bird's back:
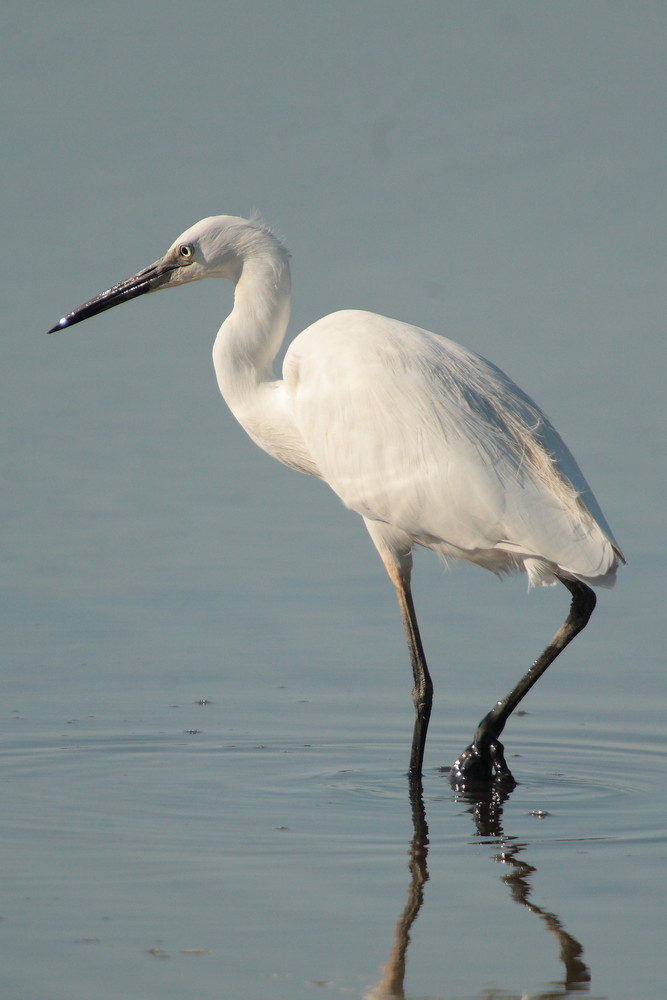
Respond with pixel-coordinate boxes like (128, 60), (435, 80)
(284, 310), (622, 587)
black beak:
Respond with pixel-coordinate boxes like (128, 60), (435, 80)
(47, 256), (180, 334)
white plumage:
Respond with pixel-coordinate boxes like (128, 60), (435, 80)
(283, 309), (619, 588)
(49, 214), (624, 786)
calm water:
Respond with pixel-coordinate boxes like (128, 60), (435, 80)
(3, 682), (666, 999)
(3, 4), (666, 998)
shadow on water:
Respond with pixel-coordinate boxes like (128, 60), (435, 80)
(365, 779), (598, 1000)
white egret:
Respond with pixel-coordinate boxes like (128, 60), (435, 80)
(48, 215), (624, 786)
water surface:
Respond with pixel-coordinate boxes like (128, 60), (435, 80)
(2, 4), (666, 998)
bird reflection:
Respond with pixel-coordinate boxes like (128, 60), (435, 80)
(365, 779), (430, 1000)
(462, 784), (591, 997)
(365, 780), (592, 1000)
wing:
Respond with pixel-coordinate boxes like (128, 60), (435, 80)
(284, 310), (621, 585)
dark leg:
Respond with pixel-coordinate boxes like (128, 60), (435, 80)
(389, 570), (433, 778)
(450, 577), (597, 789)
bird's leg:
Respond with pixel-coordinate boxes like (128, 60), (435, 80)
(450, 577), (596, 789)
(390, 570), (434, 779)
(365, 521), (434, 779)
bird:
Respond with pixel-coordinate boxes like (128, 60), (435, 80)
(48, 214), (624, 787)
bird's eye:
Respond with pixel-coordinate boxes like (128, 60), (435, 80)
(178, 243), (194, 260)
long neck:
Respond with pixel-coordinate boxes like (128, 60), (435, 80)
(210, 233), (320, 477)
(212, 250), (291, 414)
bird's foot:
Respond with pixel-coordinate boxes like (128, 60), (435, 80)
(449, 736), (516, 793)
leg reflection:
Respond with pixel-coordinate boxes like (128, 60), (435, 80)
(366, 779), (592, 999)
(460, 784), (591, 994)
(365, 778), (429, 1000)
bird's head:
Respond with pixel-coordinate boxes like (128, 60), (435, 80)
(47, 215), (287, 334)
